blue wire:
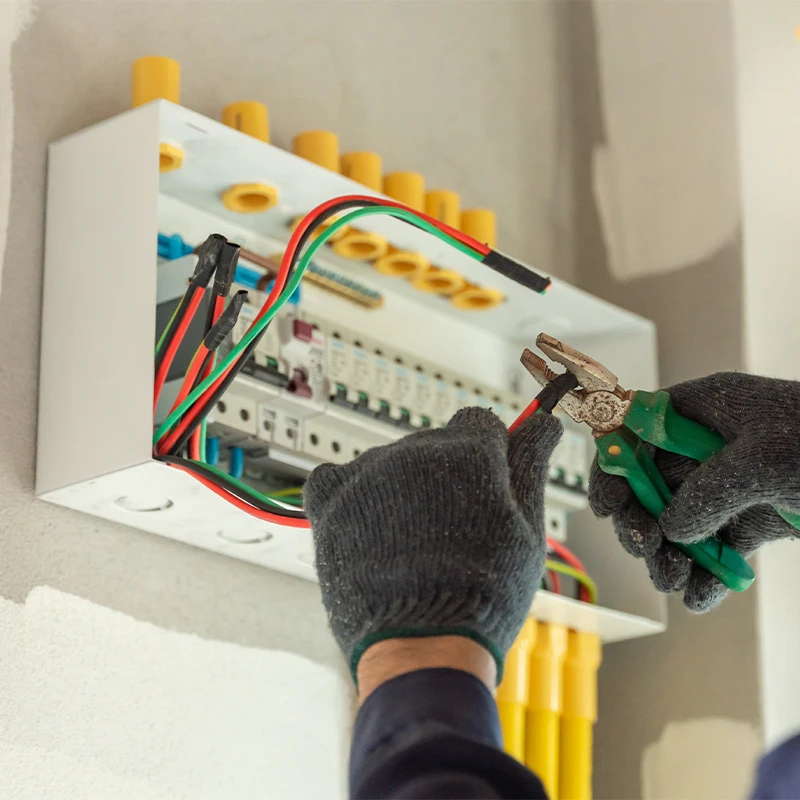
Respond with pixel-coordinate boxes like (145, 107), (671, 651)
(229, 446), (244, 479)
(206, 437), (220, 467)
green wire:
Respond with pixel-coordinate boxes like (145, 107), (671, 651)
(544, 559), (598, 604)
(155, 302), (182, 357)
(154, 205), (484, 444)
(181, 458), (304, 510)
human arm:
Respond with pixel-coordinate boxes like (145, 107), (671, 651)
(304, 408), (560, 798)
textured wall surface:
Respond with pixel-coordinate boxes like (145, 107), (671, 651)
(0, 1), (571, 796)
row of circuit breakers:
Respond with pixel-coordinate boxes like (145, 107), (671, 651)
(203, 281), (589, 493)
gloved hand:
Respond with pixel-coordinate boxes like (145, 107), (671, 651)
(589, 373), (800, 612)
(304, 407), (562, 682)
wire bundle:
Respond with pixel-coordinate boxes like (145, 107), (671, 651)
(153, 194), (550, 528)
(545, 539), (597, 603)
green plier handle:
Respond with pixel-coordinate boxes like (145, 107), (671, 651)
(594, 390), (767, 592)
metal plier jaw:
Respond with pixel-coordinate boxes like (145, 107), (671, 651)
(521, 333), (634, 435)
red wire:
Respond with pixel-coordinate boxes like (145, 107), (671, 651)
(168, 345), (210, 419)
(548, 570), (561, 594)
(508, 398), (541, 434)
(164, 460), (310, 528)
(165, 197), (492, 450)
(294, 195), (492, 258)
(153, 289), (204, 415)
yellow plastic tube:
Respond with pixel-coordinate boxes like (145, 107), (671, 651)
(460, 208), (497, 249)
(450, 286), (505, 311)
(383, 172), (425, 211)
(411, 269), (466, 296)
(525, 622), (569, 800)
(131, 56), (179, 107)
(341, 151), (382, 192)
(559, 631), (602, 800)
(221, 182), (278, 214)
(132, 57), (183, 173)
(332, 231), (389, 261)
(222, 101), (270, 142)
(336, 151), (387, 260)
(293, 130), (339, 172)
(412, 189), (465, 293)
(374, 247), (430, 279)
(425, 190), (460, 228)
(496, 619), (537, 762)
(376, 171), (428, 277)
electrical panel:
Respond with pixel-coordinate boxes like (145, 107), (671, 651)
(37, 100), (667, 644)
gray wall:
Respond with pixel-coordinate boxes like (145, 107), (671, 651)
(564, 2), (762, 797)
(2, 0), (571, 745)
(2, 1), (765, 797)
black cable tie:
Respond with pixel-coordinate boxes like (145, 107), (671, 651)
(535, 371), (579, 414)
(191, 234), (227, 287)
(212, 241), (240, 298)
(202, 290), (248, 351)
(483, 250), (552, 294)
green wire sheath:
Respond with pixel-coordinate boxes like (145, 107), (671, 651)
(154, 205), (484, 444)
(180, 457), (305, 510)
(544, 559), (598, 604)
(155, 302), (182, 356)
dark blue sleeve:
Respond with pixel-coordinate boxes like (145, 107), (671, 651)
(349, 667), (548, 800)
(749, 731), (800, 799)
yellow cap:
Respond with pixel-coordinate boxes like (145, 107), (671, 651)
(158, 143), (184, 174)
(461, 208), (497, 249)
(412, 268), (466, 296)
(221, 183), (279, 214)
(374, 247), (430, 280)
(222, 101), (269, 142)
(131, 56), (180, 108)
(425, 190), (460, 227)
(383, 171), (425, 211)
(293, 130), (339, 172)
(450, 286), (505, 311)
(332, 231), (389, 261)
(562, 631), (602, 722)
(341, 152), (382, 192)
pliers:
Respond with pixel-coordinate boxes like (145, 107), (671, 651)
(521, 333), (758, 592)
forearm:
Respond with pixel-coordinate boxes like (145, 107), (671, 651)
(357, 636), (496, 704)
(350, 637), (546, 800)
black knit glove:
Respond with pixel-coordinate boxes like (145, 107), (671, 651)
(304, 407), (562, 682)
(589, 373), (800, 612)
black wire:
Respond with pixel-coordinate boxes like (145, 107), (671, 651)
(154, 285), (199, 376)
(157, 455), (306, 519)
(165, 198), (498, 454)
(535, 372), (580, 413)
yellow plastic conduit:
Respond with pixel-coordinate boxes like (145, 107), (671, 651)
(525, 622), (569, 799)
(496, 619), (536, 762)
(559, 631), (602, 800)
(131, 57), (183, 173)
(375, 171), (430, 278)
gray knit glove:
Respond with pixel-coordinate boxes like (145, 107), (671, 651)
(304, 407), (562, 682)
(589, 373), (800, 612)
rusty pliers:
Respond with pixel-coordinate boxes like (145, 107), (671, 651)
(522, 333), (757, 592)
